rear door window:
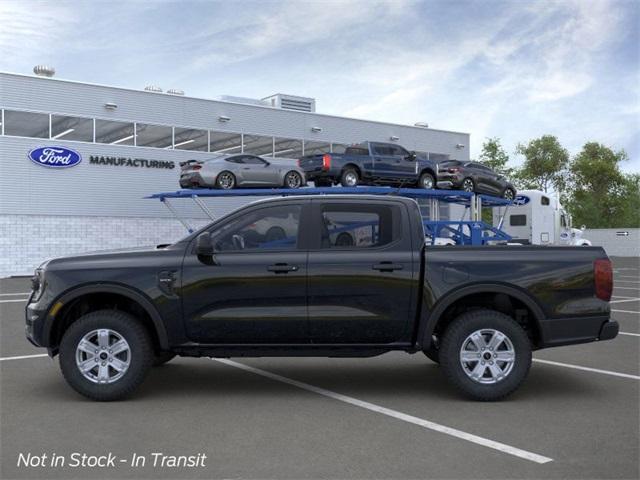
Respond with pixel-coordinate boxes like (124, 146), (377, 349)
(319, 204), (400, 249)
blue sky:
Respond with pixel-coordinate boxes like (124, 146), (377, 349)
(1, 0), (638, 172)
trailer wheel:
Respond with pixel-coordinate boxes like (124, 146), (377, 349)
(440, 309), (531, 401)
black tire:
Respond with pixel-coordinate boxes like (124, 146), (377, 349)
(153, 351), (176, 367)
(216, 171), (236, 189)
(59, 310), (154, 401)
(439, 309), (531, 401)
(461, 177), (475, 192)
(340, 168), (359, 187)
(265, 226), (286, 242)
(423, 342), (440, 363)
(335, 232), (355, 247)
(283, 171), (303, 189)
(418, 172), (436, 190)
(503, 188), (516, 201)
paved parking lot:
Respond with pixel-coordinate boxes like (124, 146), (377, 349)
(1, 257), (638, 479)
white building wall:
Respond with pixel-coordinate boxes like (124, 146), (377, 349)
(0, 215), (210, 277)
(584, 228), (640, 257)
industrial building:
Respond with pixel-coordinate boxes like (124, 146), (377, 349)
(0, 69), (470, 277)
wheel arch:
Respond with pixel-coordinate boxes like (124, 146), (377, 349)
(419, 167), (436, 178)
(341, 163), (362, 177)
(421, 283), (546, 349)
(43, 283), (169, 352)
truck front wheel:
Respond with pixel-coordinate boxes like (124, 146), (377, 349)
(59, 310), (154, 401)
(439, 309), (531, 401)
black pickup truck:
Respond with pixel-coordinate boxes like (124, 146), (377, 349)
(26, 195), (617, 401)
(299, 141), (439, 189)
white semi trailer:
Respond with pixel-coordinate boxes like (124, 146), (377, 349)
(493, 190), (592, 246)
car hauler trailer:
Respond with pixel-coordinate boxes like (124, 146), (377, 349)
(147, 186), (514, 246)
(492, 190), (591, 246)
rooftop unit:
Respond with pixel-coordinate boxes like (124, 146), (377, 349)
(262, 93), (316, 113)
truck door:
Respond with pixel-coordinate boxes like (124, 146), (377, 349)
(389, 144), (418, 182)
(180, 201), (311, 343)
(306, 199), (415, 343)
(370, 143), (396, 180)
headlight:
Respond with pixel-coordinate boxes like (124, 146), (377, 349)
(31, 268), (45, 302)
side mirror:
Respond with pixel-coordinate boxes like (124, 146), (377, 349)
(196, 232), (216, 264)
(263, 161), (270, 167)
(407, 151), (417, 161)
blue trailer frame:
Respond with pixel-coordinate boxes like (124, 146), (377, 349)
(146, 186), (513, 246)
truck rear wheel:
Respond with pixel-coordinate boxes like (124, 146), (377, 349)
(59, 310), (154, 401)
(439, 309), (531, 401)
(340, 168), (359, 187)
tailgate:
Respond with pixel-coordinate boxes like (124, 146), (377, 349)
(298, 154), (325, 171)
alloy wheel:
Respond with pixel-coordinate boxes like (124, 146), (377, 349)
(504, 189), (515, 200)
(344, 172), (358, 186)
(459, 328), (515, 384)
(462, 179), (474, 192)
(218, 172), (235, 189)
(75, 329), (131, 384)
(286, 172), (302, 188)
(421, 175), (434, 189)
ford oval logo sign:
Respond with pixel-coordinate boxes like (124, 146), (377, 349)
(513, 195), (530, 206)
(28, 146), (82, 168)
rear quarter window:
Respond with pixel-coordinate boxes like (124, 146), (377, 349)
(510, 215), (527, 226)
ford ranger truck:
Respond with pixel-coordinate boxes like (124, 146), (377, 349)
(26, 195), (618, 401)
(298, 141), (439, 189)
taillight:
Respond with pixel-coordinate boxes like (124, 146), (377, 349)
(448, 167), (460, 173)
(297, 159), (301, 167)
(322, 154), (332, 171)
(192, 165), (202, 170)
(594, 258), (613, 301)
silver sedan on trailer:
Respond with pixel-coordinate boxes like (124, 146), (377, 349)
(179, 154), (307, 189)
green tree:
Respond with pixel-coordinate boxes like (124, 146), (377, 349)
(515, 135), (569, 193)
(479, 137), (513, 176)
(565, 142), (639, 228)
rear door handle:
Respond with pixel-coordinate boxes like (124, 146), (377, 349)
(267, 263), (298, 273)
(372, 262), (403, 272)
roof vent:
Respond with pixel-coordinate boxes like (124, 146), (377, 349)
(33, 65), (55, 77)
(414, 122), (429, 128)
(262, 94), (316, 113)
(167, 89), (184, 96)
(144, 85), (163, 93)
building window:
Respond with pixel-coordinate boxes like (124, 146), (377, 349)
(210, 131), (243, 154)
(95, 119), (135, 145)
(3, 110), (49, 138)
(51, 114), (93, 142)
(304, 140), (331, 155)
(135, 123), (173, 148)
(173, 127), (208, 151)
(273, 137), (303, 159)
(243, 134), (274, 156)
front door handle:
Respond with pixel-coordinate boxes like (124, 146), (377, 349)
(267, 263), (298, 274)
(372, 262), (403, 272)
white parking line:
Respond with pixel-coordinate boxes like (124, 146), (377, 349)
(0, 292), (30, 296)
(618, 276), (640, 280)
(616, 280), (640, 284)
(614, 286), (640, 291)
(613, 309), (640, 314)
(0, 299), (28, 304)
(532, 359), (640, 380)
(213, 358), (553, 464)
(610, 297), (640, 304)
(619, 332), (640, 337)
(0, 353), (49, 362)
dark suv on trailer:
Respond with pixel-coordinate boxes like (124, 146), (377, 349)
(437, 160), (516, 199)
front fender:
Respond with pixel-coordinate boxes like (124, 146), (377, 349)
(42, 283), (169, 349)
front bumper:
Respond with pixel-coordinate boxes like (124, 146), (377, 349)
(25, 301), (47, 347)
